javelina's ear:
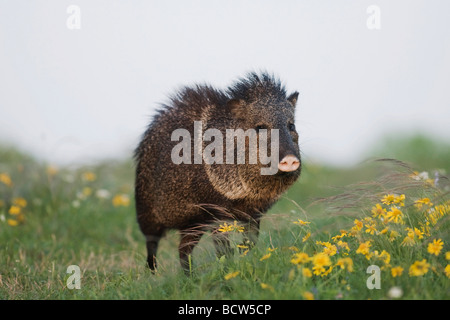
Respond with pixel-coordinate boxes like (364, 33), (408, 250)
(227, 99), (246, 119)
(287, 91), (299, 108)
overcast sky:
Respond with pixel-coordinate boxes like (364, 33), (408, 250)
(1, 0), (449, 166)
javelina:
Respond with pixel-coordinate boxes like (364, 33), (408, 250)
(134, 72), (301, 273)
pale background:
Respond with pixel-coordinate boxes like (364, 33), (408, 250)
(1, 0), (449, 166)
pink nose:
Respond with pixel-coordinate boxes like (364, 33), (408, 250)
(278, 155), (300, 172)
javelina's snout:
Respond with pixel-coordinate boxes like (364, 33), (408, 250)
(278, 155), (300, 172)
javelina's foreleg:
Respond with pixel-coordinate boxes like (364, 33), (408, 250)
(179, 229), (203, 275)
(145, 234), (161, 271)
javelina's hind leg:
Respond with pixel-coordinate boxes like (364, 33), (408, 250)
(212, 230), (233, 259)
(145, 234), (161, 271)
(178, 229), (203, 275)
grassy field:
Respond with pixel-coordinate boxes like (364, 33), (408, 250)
(0, 134), (449, 300)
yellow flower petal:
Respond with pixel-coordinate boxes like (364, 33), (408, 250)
(427, 239), (444, 256)
(7, 219), (19, 226)
(224, 271), (240, 280)
(0, 173), (12, 187)
(13, 197), (27, 208)
(9, 205), (21, 215)
(260, 253), (271, 261)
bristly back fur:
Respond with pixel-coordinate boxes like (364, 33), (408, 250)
(156, 71), (286, 115)
(227, 71), (287, 103)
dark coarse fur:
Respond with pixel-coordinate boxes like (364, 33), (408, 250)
(134, 72), (301, 273)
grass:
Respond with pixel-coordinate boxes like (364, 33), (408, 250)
(0, 134), (449, 300)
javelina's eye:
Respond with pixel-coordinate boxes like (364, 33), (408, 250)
(288, 123), (296, 131)
(255, 125), (267, 132)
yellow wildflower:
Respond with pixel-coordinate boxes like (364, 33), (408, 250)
(381, 194), (395, 205)
(427, 239), (444, 256)
(401, 234), (415, 247)
(302, 291), (314, 300)
(332, 230), (347, 242)
(82, 187), (92, 197)
(389, 230), (399, 241)
(409, 259), (430, 277)
(434, 203), (450, 217)
(13, 197), (27, 208)
(336, 257), (354, 272)
(317, 241), (337, 256)
(312, 266), (324, 276)
(356, 241), (371, 255)
(403, 227), (424, 244)
(336, 258), (346, 269)
(365, 223), (377, 235)
(218, 221), (244, 233)
(364, 252), (373, 261)
(232, 221), (244, 233)
(302, 232), (311, 242)
(445, 251), (450, 260)
(386, 206), (403, 223)
(402, 228), (417, 246)
(373, 250), (391, 265)
(291, 252), (309, 265)
(9, 205), (21, 215)
(260, 283), (274, 292)
(312, 252), (331, 269)
(371, 203), (386, 219)
(391, 266), (404, 277)
(381, 250), (391, 265)
(82, 171), (97, 182)
(427, 210), (440, 226)
(337, 240), (350, 253)
(260, 253), (271, 261)
(393, 194), (405, 207)
(7, 219), (19, 226)
(414, 198), (433, 210)
(0, 173), (12, 187)
(321, 266), (333, 277)
(46, 166), (59, 177)
(218, 222), (233, 233)
(240, 249), (249, 257)
(353, 219), (363, 231)
(293, 219), (310, 226)
(445, 265), (450, 278)
(419, 222), (430, 237)
(224, 271), (240, 280)
(302, 268), (312, 278)
(324, 244), (337, 256)
(112, 194), (130, 207)
(412, 227), (424, 240)
(363, 216), (374, 223)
